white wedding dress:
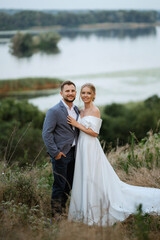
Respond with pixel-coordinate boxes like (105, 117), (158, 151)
(68, 116), (160, 226)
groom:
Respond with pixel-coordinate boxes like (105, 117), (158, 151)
(42, 81), (79, 217)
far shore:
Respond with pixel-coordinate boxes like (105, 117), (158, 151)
(79, 22), (160, 30)
(0, 22), (160, 36)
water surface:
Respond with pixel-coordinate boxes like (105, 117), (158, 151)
(0, 27), (160, 110)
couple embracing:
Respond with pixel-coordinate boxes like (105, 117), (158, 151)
(42, 81), (160, 226)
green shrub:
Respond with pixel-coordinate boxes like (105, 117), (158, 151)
(100, 95), (160, 149)
(0, 98), (46, 166)
(3, 174), (37, 207)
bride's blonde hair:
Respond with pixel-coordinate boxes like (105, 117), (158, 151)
(80, 83), (96, 101)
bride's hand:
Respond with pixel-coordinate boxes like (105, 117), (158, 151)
(67, 115), (79, 127)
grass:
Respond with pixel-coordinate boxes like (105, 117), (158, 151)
(0, 131), (160, 239)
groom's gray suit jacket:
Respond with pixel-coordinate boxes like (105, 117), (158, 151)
(42, 101), (79, 158)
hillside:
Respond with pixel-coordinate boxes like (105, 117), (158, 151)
(0, 95), (160, 239)
(0, 131), (160, 239)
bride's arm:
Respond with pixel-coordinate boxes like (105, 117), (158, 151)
(67, 116), (98, 137)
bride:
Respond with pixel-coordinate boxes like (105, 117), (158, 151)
(67, 83), (160, 226)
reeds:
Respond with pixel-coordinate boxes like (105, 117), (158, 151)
(0, 77), (62, 94)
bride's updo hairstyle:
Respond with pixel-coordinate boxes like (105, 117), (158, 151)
(80, 83), (96, 101)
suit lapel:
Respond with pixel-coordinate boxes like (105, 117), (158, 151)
(59, 101), (73, 131)
(59, 100), (68, 117)
(59, 101), (79, 130)
(74, 106), (80, 121)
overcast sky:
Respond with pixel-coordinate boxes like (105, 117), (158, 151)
(0, 0), (160, 10)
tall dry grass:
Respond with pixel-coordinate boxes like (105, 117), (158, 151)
(0, 131), (160, 240)
(108, 132), (160, 187)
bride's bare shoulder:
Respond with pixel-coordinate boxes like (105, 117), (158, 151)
(92, 106), (100, 118)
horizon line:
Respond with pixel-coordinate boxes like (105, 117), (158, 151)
(0, 8), (160, 11)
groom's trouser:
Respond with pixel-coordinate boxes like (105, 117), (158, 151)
(51, 146), (75, 216)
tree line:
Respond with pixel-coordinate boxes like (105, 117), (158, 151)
(0, 10), (158, 30)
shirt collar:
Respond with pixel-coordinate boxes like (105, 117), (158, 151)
(61, 99), (75, 110)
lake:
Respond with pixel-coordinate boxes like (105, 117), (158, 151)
(0, 27), (160, 111)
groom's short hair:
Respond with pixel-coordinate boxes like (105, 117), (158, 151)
(60, 81), (76, 91)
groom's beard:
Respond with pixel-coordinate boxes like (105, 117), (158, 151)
(64, 96), (75, 103)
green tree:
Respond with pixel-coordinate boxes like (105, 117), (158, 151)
(100, 95), (160, 149)
(10, 32), (61, 57)
(0, 98), (46, 166)
(34, 32), (61, 52)
(10, 32), (33, 57)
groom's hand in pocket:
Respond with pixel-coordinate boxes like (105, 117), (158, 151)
(55, 152), (66, 160)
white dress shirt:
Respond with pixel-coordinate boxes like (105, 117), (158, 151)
(61, 100), (77, 146)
